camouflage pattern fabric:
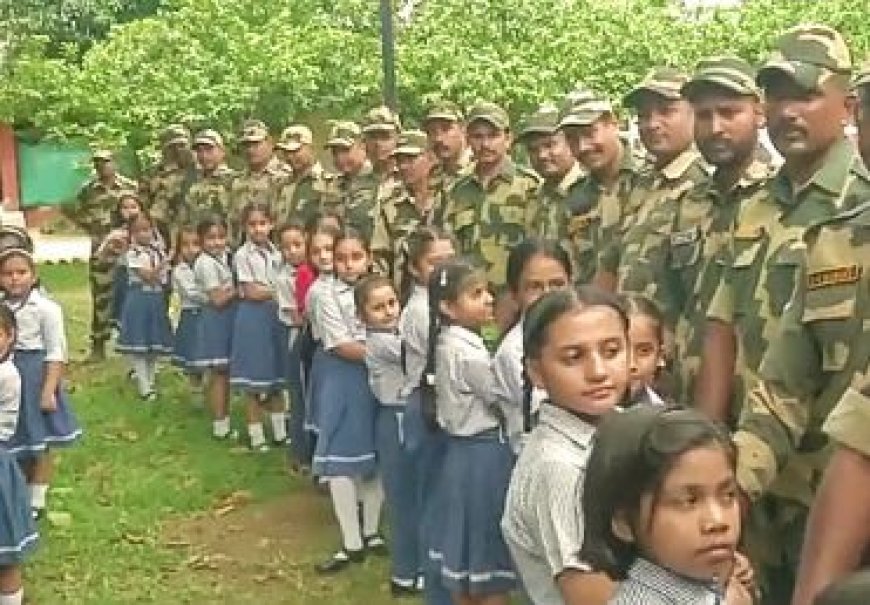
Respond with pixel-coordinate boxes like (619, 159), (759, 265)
(444, 160), (541, 286)
(322, 161), (380, 240)
(273, 163), (332, 226)
(227, 156), (288, 240)
(139, 160), (198, 232)
(183, 165), (237, 226)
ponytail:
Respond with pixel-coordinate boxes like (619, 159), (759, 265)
(420, 264), (447, 430)
(521, 360), (534, 433)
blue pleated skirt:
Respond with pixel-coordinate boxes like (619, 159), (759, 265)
(304, 345), (326, 434)
(189, 303), (236, 369)
(116, 287), (173, 355)
(0, 452), (38, 565)
(7, 350), (82, 459)
(229, 300), (286, 392)
(311, 352), (377, 478)
(172, 308), (202, 371)
(429, 432), (517, 595)
(110, 265), (128, 328)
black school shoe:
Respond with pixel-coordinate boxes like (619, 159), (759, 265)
(315, 548), (365, 574)
(363, 534), (388, 556)
(390, 579), (421, 598)
(32, 507), (45, 521)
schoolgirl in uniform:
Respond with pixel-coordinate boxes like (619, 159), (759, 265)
(581, 407), (755, 604)
(0, 305), (38, 605)
(623, 294), (669, 405)
(396, 226), (455, 605)
(190, 215), (236, 440)
(0, 247), (80, 520)
(357, 274), (420, 596)
(311, 228), (383, 574)
(230, 202), (286, 451)
(501, 287), (633, 605)
(171, 224), (206, 390)
(116, 212), (173, 401)
(99, 191), (143, 330)
(492, 239), (571, 450)
(275, 220), (309, 468)
(425, 258), (516, 604)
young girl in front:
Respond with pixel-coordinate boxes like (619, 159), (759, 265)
(426, 258), (516, 605)
(310, 228), (383, 574)
(189, 215), (236, 440)
(357, 274), (420, 596)
(230, 202), (287, 451)
(492, 239), (572, 449)
(99, 191), (144, 330)
(116, 211), (174, 401)
(171, 224), (206, 393)
(581, 406), (754, 605)
(0, 305), (38, 605)
(397, 226), (455, 605)
(502, 287), (631, 605)
(275, 220), (309, 468)
(0, 247), (81, 520)
(623, 294), (669, 406)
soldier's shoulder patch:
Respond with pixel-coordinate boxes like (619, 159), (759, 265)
(670, 226), (701, 247)
(734, 224), (764, 240)
(807, 265), (862, 290)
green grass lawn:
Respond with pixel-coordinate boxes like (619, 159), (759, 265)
(29, 263), (394, 604)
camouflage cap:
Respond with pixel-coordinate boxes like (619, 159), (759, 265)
(558, 96), (615, 128)
(757, 24), (852, 91)
(423, 100), (464, 124)
(466, 101), (510, 131)
(92, 149), (113, 161)
(518, 104), (560, 140)
(851, 58), (870, 90)
(392, 130), (429, 156)
(683, 56), (760, 100)
(623, 67), (690, 108)
(160, 124), (190, 147)
(324, 121), (362, 148)
(361, 106), (402, 134)
(193, 129), (224, 148)
(239, 120), (270, 143)
(277, 125), (313, 151)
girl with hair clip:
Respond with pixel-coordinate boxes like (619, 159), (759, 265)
(230, 202), (287, 452)
(502, 286), (631, 605)
(396, 226), (456, 605)
(97, 191), (144, 331)
(171, 223), (206, 393)
(189, 214), (237, 440)
(623, 294), (671, 406)
(492, 239), (572, 452)
(581, 406), (756, 604)
(311, 227), (384, 575)
(115, 211), (174, 401)
(0, 247), (81, 521)
(0, 304), (38, 605)
(425, 257), (516, 605)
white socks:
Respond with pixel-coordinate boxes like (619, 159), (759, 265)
(129, 355), (157, 396)
(248, 423), (266, 448)
(29, 484), (48, 510)
(212, 417), (231, 438)
(0, 588), (23, 605)
(270, 412), (287, 442)
(328, 477), (363, 551)
(356, 477), (384, 538)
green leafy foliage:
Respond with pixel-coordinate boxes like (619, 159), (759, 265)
(1, 0), (867, 149)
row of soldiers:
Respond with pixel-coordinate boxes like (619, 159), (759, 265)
(67, 22), (870, 603)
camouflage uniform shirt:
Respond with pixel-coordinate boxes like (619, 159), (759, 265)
(67, 173), (138, 252)
(323, 162), (380, 240)
(228, 156), (288, 239)
(139, 161), (198, 227)
(183, 165), (237, 226)
(274, 162), (331, 226)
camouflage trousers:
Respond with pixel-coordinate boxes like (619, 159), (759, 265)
(741, 495), (807, 605)
(88, 255), (115, 350)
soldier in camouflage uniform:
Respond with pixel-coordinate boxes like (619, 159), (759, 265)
(371, 130), (441, 289)
(597, 67), (709, 296)
(422, 100), (472, 192)
(855, 60), (870, 167)
(558, 94), (640, 284)
(184, 129), (236, 227)
(444, 101), (540, 286)
(274, 124), (331, 226)
(139, 124), (197, 237)
(658, 57), (778, 405)
(516, 103), (584, 247)
(698, 25), (870, 603)
(228, 120), (288, 241)
(64, 149), (137, 360)
(322, 121), (380, 239)
(361, 106), (402, 200)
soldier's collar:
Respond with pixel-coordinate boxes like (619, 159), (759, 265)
(550, 162), (584, 196)
(472, 158), (515, 185)
(706, 146), (777, 199)
(773, 137), (859, 202)
(658, 147), (703, 181)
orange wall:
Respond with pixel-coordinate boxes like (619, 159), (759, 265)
(0, 125), (19, 210)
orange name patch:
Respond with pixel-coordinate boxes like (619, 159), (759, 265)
(807, 265), (862, 290)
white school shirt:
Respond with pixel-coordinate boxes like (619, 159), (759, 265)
(0, 358), (21, 442)
(501, 403), (595, 605)
(434, 324), (500, 437)
(398, 284), (428, 398)
(126, 243), (168, 291)
(6, 289), (67, 362)
(318, 278), (365, 351)
(274, 262), (300, 326)
(365, 329), (404, 406)
(172, 261), (207, 309)
(233, 241), (280, 290)
(305, 273), (334, 342)
(610, 558), (722, 604)
(193, 250), (234, 300)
